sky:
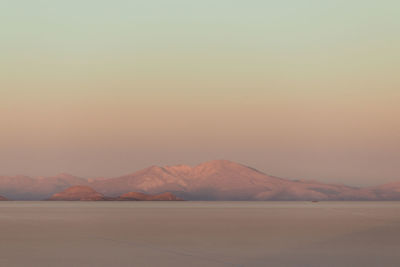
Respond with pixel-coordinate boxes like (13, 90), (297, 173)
(1, 0), (399, 186)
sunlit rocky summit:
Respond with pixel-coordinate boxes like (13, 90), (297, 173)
(1, 160), (400, 201)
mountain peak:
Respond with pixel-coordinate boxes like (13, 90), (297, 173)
(135, 165), (167, 175)
(163, 164), (193, 174)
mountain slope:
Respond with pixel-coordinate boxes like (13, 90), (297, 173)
(91, 160), (284, 199)
(364, 182), (400, 200)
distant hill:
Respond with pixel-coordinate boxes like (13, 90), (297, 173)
(47, 186), (183, 201)
(118, 192), (183, 201)
(0, 195), (8, 201)
(0, 160), (399, 200)
(47, 186), (108, 201)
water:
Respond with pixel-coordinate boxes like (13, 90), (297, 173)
(1, 201), (400, 267)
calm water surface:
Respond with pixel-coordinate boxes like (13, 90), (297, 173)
(1, 201), (400, 267)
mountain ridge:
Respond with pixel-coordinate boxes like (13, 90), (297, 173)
(0, 160), (398, 200)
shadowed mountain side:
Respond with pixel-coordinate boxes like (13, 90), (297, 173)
(363, 182), (400, 200)
(118, 192), (183, 201)
(0, 195), (8, 201)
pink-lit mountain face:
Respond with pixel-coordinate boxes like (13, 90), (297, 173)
(0, 195), (7, 201)
(0, 160), (398, 200)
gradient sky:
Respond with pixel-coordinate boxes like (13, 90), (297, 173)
(1, 0), (399, 186)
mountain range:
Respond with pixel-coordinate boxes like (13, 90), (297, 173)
(0, 160), (399, 201)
